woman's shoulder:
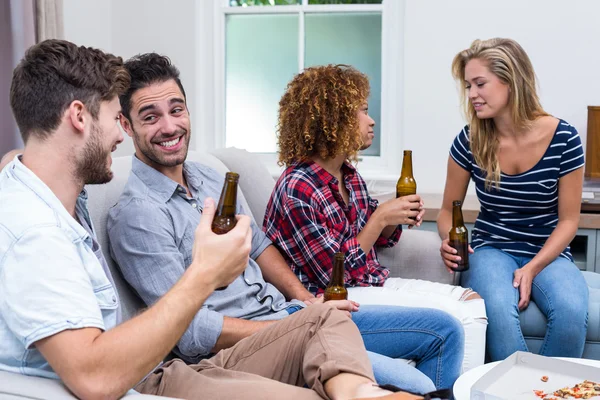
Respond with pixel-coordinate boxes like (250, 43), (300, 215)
(451, 125), (472, 150)
(553, 117), (578, 134)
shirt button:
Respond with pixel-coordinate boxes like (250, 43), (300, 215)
(192, 203), (197, 208)
(245, 278), (250, 284)
(178, 187), (185, 192)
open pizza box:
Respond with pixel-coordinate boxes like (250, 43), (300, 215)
(471, 351), (600, 399)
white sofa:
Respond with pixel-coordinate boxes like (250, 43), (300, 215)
(0, 148), (452, 399)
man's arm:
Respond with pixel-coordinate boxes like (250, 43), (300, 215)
(36, 199), (252, 399)
(213, 317), (276, 352)
(255, 245), (314, 301)
(109, 197), (292, 358)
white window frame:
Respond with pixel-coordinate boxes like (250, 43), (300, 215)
(197, 0), (405, 182)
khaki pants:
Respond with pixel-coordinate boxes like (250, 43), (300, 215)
(135, 304), (374, 400)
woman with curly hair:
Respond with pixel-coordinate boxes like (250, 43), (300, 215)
(438, 38), (588, 361)
(263, 64), (487, 373)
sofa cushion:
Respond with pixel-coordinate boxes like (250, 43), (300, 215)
(210, 147), (275, 224)
(521, 270), (600, 342)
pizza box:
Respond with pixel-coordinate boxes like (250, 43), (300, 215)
(471, 351), (600, 399)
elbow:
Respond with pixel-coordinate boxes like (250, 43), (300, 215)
(177, 334), (211, 362)
(66, 373), (127, 400)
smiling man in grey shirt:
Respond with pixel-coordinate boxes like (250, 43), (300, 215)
(108, 52), (464, 395)
(108, 155), (307, 361)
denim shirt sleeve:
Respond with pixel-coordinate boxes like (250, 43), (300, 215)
(108, 199), (224, 357)
(0, 226), (104, 348)
(240, 203), (272, 260)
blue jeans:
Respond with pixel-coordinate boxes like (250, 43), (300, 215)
(461, 246), (588, 361)
(353, 305), (464, 393)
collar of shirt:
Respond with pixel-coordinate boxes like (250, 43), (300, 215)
(296, 159), (357, 189)
(7, 156), (92, 245)
(131, 155), (204, 203)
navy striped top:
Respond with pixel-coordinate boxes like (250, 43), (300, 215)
(449, 120), (585, 261)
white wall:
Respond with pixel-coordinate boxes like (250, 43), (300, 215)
(404, 0), (600, 192)
(63, 0), (199, 157)
(62, 0), (600, 192)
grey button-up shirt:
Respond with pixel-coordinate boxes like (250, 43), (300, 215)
(107, 156), (304, 362)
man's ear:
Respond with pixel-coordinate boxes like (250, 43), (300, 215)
(119, 114), (134, 138)
(67, 100), (86, 134)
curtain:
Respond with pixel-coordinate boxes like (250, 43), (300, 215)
(35, 0), (64, 42)
(0, 0), (36, 156)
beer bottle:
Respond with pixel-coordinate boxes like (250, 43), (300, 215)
(448, 200), (469, 272)
(396, 150), (417, 198)
(324, 252), (348, 301)
(212, 172), (240, 290)
(212, 172), (239, 235)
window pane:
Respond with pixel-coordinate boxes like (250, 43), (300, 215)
(229, 0), (301, 6)
(308, 0), (382, 4)
(225, 14), (299, 152)
(305, 12), (382, 156)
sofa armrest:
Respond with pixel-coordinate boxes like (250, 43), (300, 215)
(377, 229), (455, 285)
(0, 371), (177, 399)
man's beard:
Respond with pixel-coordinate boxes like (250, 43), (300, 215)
(134, 128), (190, 168)
(75, 123), (113, 185)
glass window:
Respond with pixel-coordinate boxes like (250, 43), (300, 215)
(305, 12), (382, 156)
(308, 0), (382, 3)
(225, 14), (299, 152)
(229, 0), (301, 6)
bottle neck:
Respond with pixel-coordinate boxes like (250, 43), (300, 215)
(401, 153), (414, 177)
(216, 181), (238, 217)
(331, 257), (345, 286)
(452, 204), (465, 227)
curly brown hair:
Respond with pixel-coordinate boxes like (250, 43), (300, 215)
(277, 64), (370, 166)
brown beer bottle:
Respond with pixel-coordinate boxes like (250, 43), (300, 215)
(396, 150), (417, 198)
(448, 200), (469, 272)
(212, 172), (240, 290)
(324, 253), (348, 301)
(212, 172), (239, 235)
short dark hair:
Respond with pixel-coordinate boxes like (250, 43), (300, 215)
(10, 39), (130, 143)
(120, 53), (186, 121)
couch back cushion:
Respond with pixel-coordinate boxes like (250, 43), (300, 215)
(210, 147), (275, 224)
(85, 151), (248, 322)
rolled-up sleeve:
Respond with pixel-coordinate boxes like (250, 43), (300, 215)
(108, 199), (223, 358)
(239, 203), (272, 260)
(0, 227), (104, 349)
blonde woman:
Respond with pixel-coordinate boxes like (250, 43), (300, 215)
(438, 38), (588, 361)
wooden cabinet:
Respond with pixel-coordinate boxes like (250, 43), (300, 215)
(586, 106), (600, 178)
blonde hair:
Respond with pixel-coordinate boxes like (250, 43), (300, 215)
(451, 38), (548, 188)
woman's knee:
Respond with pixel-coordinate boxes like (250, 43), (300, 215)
(460, 290), (482, 301)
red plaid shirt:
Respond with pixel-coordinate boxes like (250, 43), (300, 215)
(263, 160), (402, 295)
